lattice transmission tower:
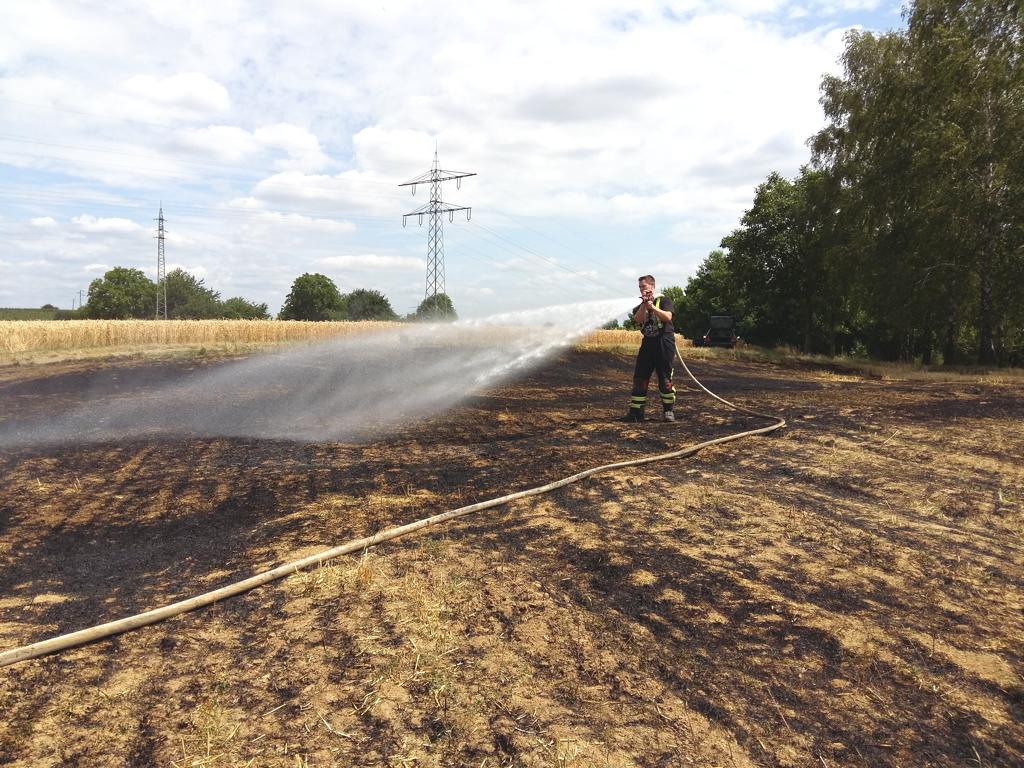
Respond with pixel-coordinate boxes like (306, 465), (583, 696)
(155, 204), (168, 319)
(400, 152), (475, 298)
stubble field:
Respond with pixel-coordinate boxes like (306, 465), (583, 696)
(1, 344), (1022, 767)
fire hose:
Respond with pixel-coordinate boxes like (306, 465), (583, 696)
(0, 347), (784, 668)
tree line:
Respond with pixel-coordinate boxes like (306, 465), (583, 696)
(75, 267), (457, 322)
(679, 0), (1022, 365)
(80, 267), (270, 320)
(277, 272), (456, 321)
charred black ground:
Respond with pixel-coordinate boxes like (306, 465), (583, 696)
(1, 349), (1022, 767)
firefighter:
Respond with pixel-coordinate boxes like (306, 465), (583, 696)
(623, 274), (676, 422)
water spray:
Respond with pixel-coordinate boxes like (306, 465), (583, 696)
(0, 303), (785, 667)
(0, 298), (633, 449)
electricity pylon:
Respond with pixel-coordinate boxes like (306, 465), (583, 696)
(155, 204), (167, 319)
(400, 152), (475, 298)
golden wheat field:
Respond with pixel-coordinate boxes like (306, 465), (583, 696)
(0, 319), (405, 357)
(0, 320), (675, 360)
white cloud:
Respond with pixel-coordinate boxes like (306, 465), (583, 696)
(174, 125), (262, 162)
(71, 215), (144, 233)
(172, 122), (331, 171)
(0, 3), (124, 69)
(318, 254), (423, 270)
(166, 263), (209, 280)
(250, 170), (399, 217)
(352, 126), (437, 179)
(0, 0), (896, 315)
(254, 123), (331, 172)
(115, 72), (230, 121)
(250, 211), (356, 234)
(817, 0), (883, 11)
(164, 230), (204, 247)
(224, 197), (266, 209)
(517, 76), (673, 124)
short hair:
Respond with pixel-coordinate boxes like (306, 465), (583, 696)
(638, 275), (656, 285)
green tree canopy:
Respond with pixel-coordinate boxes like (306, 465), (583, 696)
(164, 269), (222, 319)
(719, 168), (837, 351)
(673, 1), (1023, 364)
(85, 267), (156, 319)
(278, 273), (346, 321)
(413, 293), (457, 321)
(344, 288), (398, 321)
(812, 1), (1024, 364)
(660, 285), (684, 312)
(677, 250), (743, 342)
(222, 297), (270, 320)
(661, 286), (685, 331)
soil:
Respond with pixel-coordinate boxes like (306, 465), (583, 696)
(1, 348), (1022, 767)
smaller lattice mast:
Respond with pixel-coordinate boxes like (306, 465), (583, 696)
(155, 204), (167, 319)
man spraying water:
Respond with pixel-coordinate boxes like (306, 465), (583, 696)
(623, 274), (676, 422)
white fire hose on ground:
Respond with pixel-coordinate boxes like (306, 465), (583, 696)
(0, 347), (784, 668)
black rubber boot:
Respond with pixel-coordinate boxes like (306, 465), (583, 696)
(621, 408), (644, 423)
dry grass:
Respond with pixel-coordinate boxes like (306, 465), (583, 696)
(576, 329), (693, 353)
(3, 320), (1019, 388)
(1, 349), (1021, 766)
(831, 357), (1024, 383)
(579, 331), (1024, 382)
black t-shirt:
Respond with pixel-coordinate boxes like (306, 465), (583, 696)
(633, 294), (674, 337)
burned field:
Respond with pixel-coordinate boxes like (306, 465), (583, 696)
(1, 349), (1022, 767)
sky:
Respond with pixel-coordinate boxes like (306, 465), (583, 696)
(0, 0), (907, 319)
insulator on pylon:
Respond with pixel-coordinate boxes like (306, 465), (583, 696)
(399, 152), (476, 299)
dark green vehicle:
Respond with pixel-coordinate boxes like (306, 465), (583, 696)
(701, 316), (738, 348)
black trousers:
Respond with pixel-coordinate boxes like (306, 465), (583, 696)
(630, 333), (676, 411)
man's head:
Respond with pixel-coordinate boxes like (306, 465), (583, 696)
(638, 275), (655, 299)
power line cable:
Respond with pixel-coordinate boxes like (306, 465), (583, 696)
(434, 224), (622, 302)
(1, 188), (623, 301)
(484, 203), (635, 282)
(2, 104), (695, 288)
(1, 132), (681, 292)
(464, 220), (619, 294)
